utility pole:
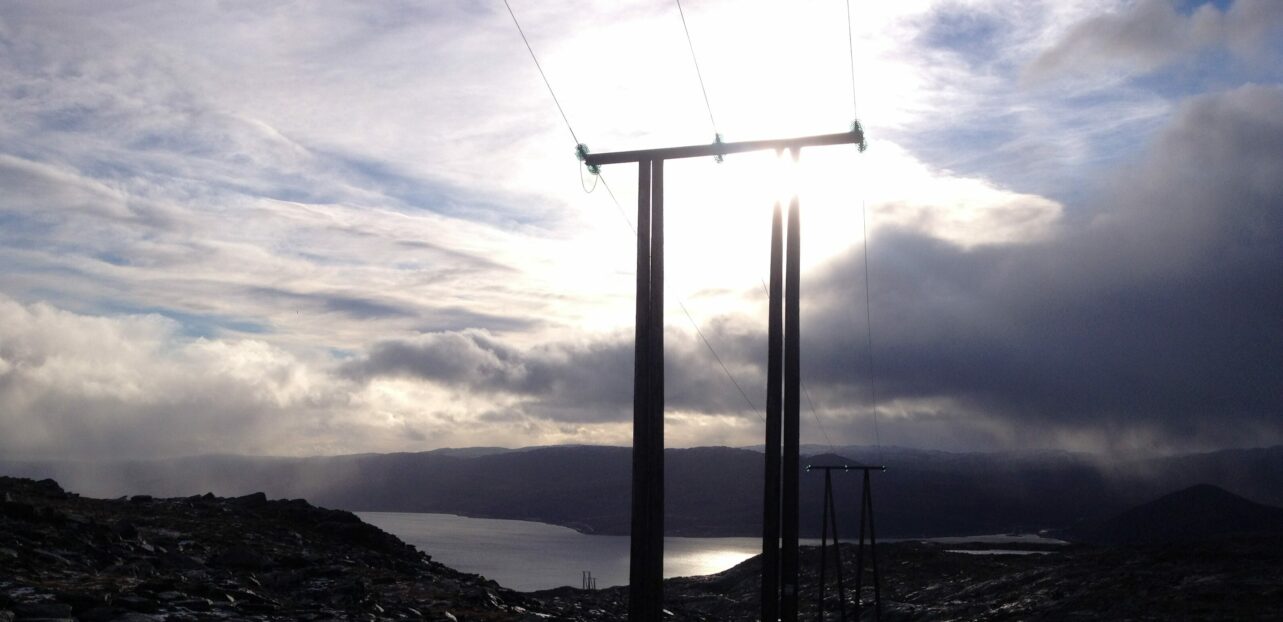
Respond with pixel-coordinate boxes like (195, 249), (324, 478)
(806, 464), (886, 621)
(781, 189), (802, 621)
(761, 201), (784, 622)
(582, 127), (864, 621)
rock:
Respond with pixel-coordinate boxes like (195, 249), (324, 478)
(111, 519), (138, 539)
(212, 545), (272, 569)
(232, 492), (267, 508)
(171, 599), (210, 612)
(112, 595), (157, 613)
(33, 479), (64, 494)
(0, 502), (35, 520)
(76, 607), (127, 622)
(11, 602), (73, 618)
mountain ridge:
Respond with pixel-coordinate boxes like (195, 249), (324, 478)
(1069, 483), (1283, 544)
(3, 444), (1280, 538)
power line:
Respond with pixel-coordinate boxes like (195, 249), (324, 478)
(675, 0), (719, 137)
(598, 176), (636, 232)
(679, 302), (763, 420)
(503, 2), (758, 424)
(503, 0), (580, 147)
(846, 0), (857, 119)
(802, 380), (837, 455)
(504, 2), (847, 439)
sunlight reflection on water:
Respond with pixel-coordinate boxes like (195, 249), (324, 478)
(360, 511), (800, 591)
(359, 512), (1061, 591)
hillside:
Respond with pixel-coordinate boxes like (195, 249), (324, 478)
(4, 445), (1282, 538)
(0, 476), (558, 620)
(5, 476), (1282, 620)
(1069, 483), (1283, 544)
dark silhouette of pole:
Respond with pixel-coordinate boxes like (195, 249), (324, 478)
(629, 159), (663, 621)
(781, 193), (801, 621)
(647, 159), (665, 608)
(854, 468), (883, 621)
(818, 468), (849, 620)
(579, 128), (863, 622)
(808, 465), (880, 620)
(807, 465), (884, 620)
(760, 202), (784, 622)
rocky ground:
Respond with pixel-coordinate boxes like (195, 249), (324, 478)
(639, 537), (1283, 620)
(0, 477), (553, 621)
(4, 476), (1282, 620)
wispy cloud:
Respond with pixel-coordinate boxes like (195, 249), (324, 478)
(1026, 0), (1283, 82)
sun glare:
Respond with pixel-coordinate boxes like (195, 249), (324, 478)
(652, 143), (871, 328)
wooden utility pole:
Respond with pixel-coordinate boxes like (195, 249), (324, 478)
(781, 192), (802, 621)
(582, 127), (864, 621)
(764, 185), (802, 622)
(761, 201), (784, 622)
(628, 158), (664, 621)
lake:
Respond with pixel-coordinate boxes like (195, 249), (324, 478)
(359, 511), (802, 591)
(358, 511), (1066, 592)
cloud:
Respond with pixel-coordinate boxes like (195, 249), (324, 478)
(0, 1), (1280, 458)
(342, 80), (1283, 454)
(1026, 0), (1283, 82)
(0, 295), (352, 459)
(798, 84), (1283, 452)
(344, 325), (766, 424)
(2, 86), (1278, 457)
(0, 295), (644, 459)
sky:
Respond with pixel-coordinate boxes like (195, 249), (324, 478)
(0, 0), (1280, 460)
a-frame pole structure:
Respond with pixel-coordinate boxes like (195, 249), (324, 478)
(582, 127), (864, 622)
(805, 464), (886, 620)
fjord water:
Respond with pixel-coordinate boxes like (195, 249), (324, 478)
(359, 511), (1069, 592)
(358, 511), (770, 591)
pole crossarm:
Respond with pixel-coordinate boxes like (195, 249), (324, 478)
(582, 129), (864, 166)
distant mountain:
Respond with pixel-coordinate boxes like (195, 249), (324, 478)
(3, 445), (1281, 538)
(423, 446), (515, 458)
(1068, 483), (1283, 545)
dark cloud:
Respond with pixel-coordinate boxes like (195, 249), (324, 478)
(239, 286), (541, 332)
(802, 85), (1283, 449)
(244, 286), (413, 320)
(344, 326), (766, 424)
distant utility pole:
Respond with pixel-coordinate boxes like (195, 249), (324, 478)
(582, 128), (864, 622)
(806, 464), (886, 621)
